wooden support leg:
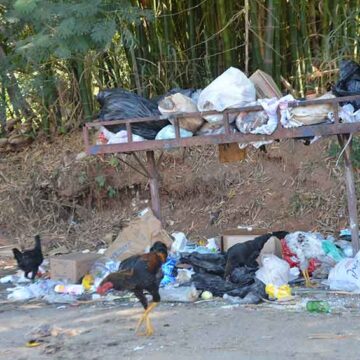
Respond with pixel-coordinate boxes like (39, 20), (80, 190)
(146, 151), (162, 223)
(338, 134), (359, 254)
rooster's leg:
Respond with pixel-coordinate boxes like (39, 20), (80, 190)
(302, 269), (314, 287)
(145, 314), (154, 336)
(135, 302), (158, 336)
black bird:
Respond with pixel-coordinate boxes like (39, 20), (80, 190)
(224, 231), (289, 279)
(12, 235), (43, 281)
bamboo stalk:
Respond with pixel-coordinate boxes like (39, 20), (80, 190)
(264, 0), (274, 75)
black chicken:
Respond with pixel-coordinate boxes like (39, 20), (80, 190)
(224, 231), (289, 279)
(97, 241), (168, 336)
(12, 235), (43, 281)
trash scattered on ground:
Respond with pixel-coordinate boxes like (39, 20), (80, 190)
(171, 232), (188, 253)
(201, 290), (213, 300)
(159, 285), (199, 302)
(105, 207), (172, 261)
(265, 284), (292, 300)
(50, 252), (101, 283)
(327, 253), (360, 292)
(54, 284), (84, 295)
(3, 225), (360, 316)
(306, 300), (331, 313)
(160, 256), (177, 286)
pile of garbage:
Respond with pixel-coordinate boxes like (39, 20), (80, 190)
(96, 60), (360, 149)
(1, 207), (359, 309)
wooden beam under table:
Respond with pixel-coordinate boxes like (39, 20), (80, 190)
(338, 134), (360, 254)
(146, 150), (162, 223)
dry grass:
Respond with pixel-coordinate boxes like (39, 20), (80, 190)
(0, 131), (357, 251)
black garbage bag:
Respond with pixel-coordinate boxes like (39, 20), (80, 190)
(191, 273), (238, 297)
(333, 60), (360, 110)
(229, 266), (257, 287)
(96, 88), (169, 140)
(227, 279), (266, 299)
(180, 252), (226, 276)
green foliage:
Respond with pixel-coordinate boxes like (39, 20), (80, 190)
(8, 0), (146, 62)
(1, 0), (360, 134)
(95, 175), (106, 188)
(107, 186), (117, 198)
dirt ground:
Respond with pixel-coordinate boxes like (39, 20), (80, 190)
(1, 294), (360, 360)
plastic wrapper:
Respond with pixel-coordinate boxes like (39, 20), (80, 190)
(236, 97), (279, 136)
(96, 88), (169, 139)
(176, 268), (194, 285)
(223, 292), (263, 305)
(180, 252), (226, 275)
(90, 257), (120, 287)
(322, 240), (345, 262)
(171, 232), (188, 253)
(160, 257), (177, 286)
(159, 284), (199, 302)
(333, 60), (360, 110)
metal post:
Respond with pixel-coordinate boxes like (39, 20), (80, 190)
(146, 150), (162, 223)
(338, 134), (360, 253)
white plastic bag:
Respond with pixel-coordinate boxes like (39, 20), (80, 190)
(255, 254), (290, 286)
(155, 125), (193, 140)
(327, 253), (360, 292)
(171, 232), (188, 253)
(100, 126), (145, 144)
(197, 67), (256, 123)
(236, 97), (279, 136)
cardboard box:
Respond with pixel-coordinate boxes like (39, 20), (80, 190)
(221, 229), (283, 259)
(50, 253), (101, 283)
(105, 208), (172, 261)
(249, 70), (282, 99)
(218, 143), (246, 163)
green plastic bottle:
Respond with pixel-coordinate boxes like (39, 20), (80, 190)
(306, 300), (331, 313)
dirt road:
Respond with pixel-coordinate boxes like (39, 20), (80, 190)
(1, 298), (360, 360)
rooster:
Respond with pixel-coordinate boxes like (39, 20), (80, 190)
(97, 241), (168, 336)
(12, 235), (43, 281)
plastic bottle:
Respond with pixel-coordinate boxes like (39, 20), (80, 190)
(306, 300), (331, 313)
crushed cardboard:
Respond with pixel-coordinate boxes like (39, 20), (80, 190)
(105, 208), (172, 261)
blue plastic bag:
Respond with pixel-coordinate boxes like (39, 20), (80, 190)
(160, 257), (177, 286)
